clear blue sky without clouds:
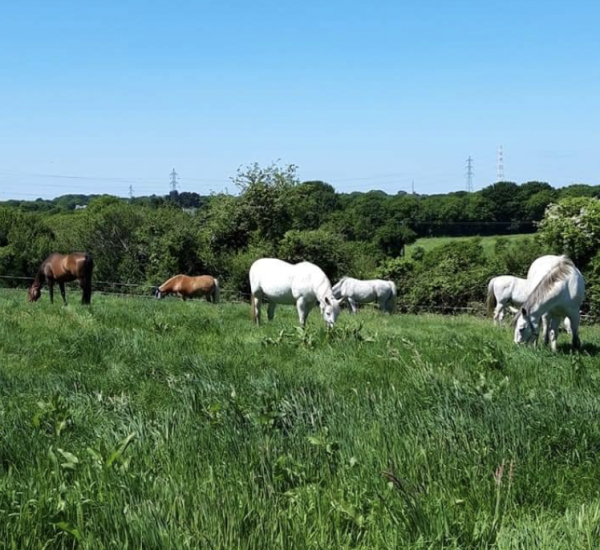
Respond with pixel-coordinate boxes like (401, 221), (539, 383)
(0, 0), (598, 200)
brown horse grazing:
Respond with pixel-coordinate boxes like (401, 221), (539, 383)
(154, 275), (220, 302)
(28, 253), (94, 305)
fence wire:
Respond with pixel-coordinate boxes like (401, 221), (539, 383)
(0, 273), (595, 321)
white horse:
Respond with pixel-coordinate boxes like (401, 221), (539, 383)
(332, 277), (397, 314)
(527, 254), (573, 337)
(249, 258), (344, 328)
(487, 255), (572, 329)
(486, 276), (530, 324)
(514, 256), (584, 351)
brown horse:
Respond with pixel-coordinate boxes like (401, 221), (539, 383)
(154, 275), (220, 302)
(28, 253), (94, 305)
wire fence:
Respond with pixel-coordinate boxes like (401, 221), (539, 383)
(0, 273), (595, 322)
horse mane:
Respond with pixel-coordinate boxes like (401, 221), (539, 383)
(521, 256), (575, 313)
(32, 262), (47, 288)
(159, 274), (183, 290)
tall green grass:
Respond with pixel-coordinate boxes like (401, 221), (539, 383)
(1, 290), (600, 549)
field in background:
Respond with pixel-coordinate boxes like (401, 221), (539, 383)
(407, 233), (532, 257)
(1, 291), (600, 549)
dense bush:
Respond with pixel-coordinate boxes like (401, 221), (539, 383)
(377, 237), (550, 314)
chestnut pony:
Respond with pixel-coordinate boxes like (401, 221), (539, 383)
(28, 253), (94, 305)
(154, 275), (220, 302)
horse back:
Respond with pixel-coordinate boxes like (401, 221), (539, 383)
(161, 274), (215, 295)
(43, 253), (88, 282)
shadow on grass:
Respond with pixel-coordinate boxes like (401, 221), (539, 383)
(555, 341), (600, 356)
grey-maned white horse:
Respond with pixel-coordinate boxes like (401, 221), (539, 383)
(514, 256), (584, 351)
(527, 254), (573, 337)
(486, 275), (529, 324)
(332, 277), (397, 314)
(249, 258), (344, 328)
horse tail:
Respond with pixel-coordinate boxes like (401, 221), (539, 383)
(213, 278), (220, 304)
(486, 278), (496, 317)
(250, 293), (256, 322)
(81, 253), (94, 305)
(387, 281), (397, 313)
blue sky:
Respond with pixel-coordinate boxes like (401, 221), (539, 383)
(0, 0), (598, 199)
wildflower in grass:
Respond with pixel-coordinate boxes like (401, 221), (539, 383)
(494, 461), (505, 487)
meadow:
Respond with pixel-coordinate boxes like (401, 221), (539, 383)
(407, 234), (531, 258)
(1, 290), (600, 549)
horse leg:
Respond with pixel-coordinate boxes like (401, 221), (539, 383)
(564, 316), (572, 335)
(48, 280), (55, 304)
(253, 295), (262, 326)
(296, 297), (309, 328)
(58, 282), (67, 305)
(549, 316), (561, 352)
(567, 313), (581, 350)
(378, 294), (390, 314)
(542, 315), (550, 346)
(349, 299), (358, 315)
(267, 302), (276, 321)
(493, 303), (503, 325)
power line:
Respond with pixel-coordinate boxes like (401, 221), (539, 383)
(169, 168), (179, 193)
(497, 146), (505, 182)
(466, 156), (474, 192)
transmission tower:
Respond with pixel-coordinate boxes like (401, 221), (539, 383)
(169, 168), (179, 193)
(497, 146), (505, 182)
(128, 184), (134, 199)
(466, 156), (474, 192)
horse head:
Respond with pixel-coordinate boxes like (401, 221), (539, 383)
(152, 287), (163, 299)
(513, 307), (538, 345)
(28, 284), (41, 302)
(320, 295), (346, 328)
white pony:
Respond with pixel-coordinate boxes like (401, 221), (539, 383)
(514, 256), (584, 351)
(332, 277), (397, 314)
(486, 276), (530, 324)
(249, 258), (344, 328)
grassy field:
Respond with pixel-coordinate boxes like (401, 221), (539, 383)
(1, 291), (600, 549)
(407, 234), (532, 257)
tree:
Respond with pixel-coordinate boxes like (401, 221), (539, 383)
(374, 219), (417, 257)
(538, 197), (600, 264)
(480, 182), (520, 222)
(233, 162), (299, 243)
(278, 229), (350, 281)
(288, 181), (338, 230)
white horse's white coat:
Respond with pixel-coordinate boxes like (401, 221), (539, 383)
(249, 258), (344, 328)
(487, 275), (530, 324)
(514, 256), (584, 351)
(526, 254), (573, 337)
(332, 277), (397, 314)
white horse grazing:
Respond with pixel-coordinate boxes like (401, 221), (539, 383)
(527, 254), (573, 337)
(514, 256), (584, 351)
(487, 255), (572, 329)
(249, 258), (344, 328)
(486, 276), (530, 324)
(332, 277), (397, 314)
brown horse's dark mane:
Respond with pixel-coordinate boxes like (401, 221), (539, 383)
(32, 262), (48, 288)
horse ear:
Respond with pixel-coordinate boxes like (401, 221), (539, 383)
(521, 307), (527, 317)
(338, 296), (347, 305)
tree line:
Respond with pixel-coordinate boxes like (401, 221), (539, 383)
(1, 163), (599, 317)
